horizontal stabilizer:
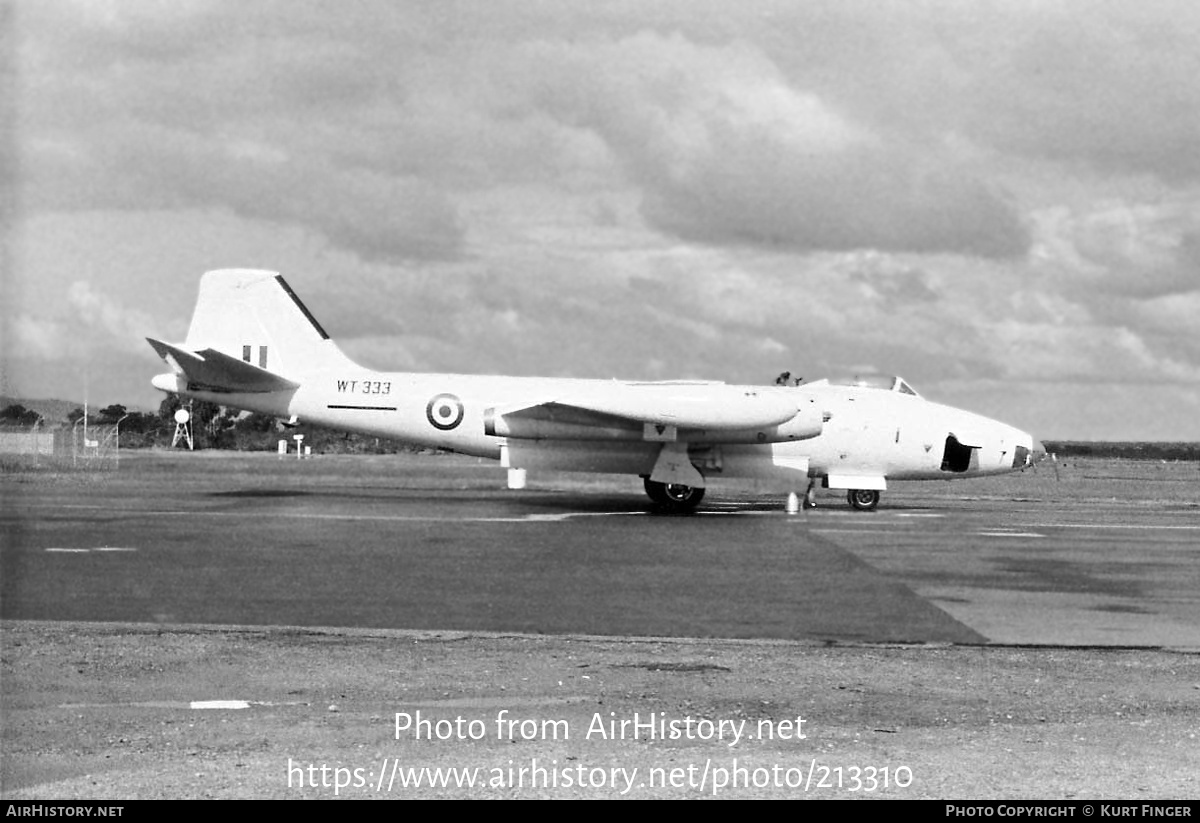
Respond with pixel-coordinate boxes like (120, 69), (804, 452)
(147, 338), (300, 394)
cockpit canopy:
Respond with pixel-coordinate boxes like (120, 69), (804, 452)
(807, 374), (920, 397)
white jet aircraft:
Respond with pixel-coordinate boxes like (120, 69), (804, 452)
(149, 270), (1046, 512)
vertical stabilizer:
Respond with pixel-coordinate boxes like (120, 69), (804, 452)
(183, 269), (355, 378)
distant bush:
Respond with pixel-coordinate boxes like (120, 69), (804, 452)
(210, 422), (425, 455)
(1043, 442), (1200, 461)
(0, 404), (44, 426)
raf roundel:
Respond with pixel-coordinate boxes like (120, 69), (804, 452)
(426, 393), (465, 431)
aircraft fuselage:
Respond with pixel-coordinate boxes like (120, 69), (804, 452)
(153, 368), (1037, 490)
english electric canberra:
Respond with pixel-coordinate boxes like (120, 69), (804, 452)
(149, 270), (1045, 512)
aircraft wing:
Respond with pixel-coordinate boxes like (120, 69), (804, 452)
(147, 338), (300, 393)
(562, 382), (798, 429)
(485, 382), (800, 441)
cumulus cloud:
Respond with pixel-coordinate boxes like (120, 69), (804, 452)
(9, 314), (68, 361)
(23, 124), (465, 264)
(66, 281), (160, 355)
(511, 33), (1029, 258)
(1025, 200), (1200, 311)
(945, 2), (1200, 183)
(17, 2), (465, 263)
(5, 281), (154, 362)
(17, 2), (1199, 265)
(841, 254), (939, 304)
(1067, 202), (1189, 285)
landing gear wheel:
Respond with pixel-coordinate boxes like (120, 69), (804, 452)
(847, 489), (880, 511)
(643, 478), (706, 513)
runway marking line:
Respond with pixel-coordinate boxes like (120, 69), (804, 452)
(44, 547), (138, 553)
(1025, 522), (1200, 531)
(58, 700), (309, 710)
(191, 700), (250, 710)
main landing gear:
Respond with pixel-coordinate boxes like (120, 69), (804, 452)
(641, 476), (880, 513)
(643, 477), (706, 513)
(847, 489), (880, 511)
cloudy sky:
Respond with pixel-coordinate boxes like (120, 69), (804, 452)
(4, 0), (1199, 440)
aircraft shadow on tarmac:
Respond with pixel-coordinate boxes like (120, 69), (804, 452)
(206, 485), (810, 516)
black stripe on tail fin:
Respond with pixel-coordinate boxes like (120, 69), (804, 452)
(274, 275), (330, 340)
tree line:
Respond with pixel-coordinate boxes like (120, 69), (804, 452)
(1041, 441), (1200, 462)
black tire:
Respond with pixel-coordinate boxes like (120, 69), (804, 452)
(847, 489), (880, 511)
(643, 477), (706, 513)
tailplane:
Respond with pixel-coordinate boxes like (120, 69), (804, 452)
(146, 338), (301, 394)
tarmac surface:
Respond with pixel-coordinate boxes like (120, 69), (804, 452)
(2, 451), (1198, 798)
(2, 451), (1198, 648)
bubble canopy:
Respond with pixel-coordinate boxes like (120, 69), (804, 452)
(805, 374), (921, 397)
